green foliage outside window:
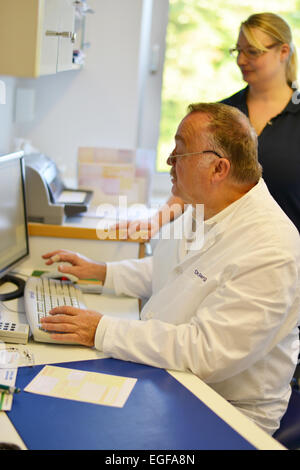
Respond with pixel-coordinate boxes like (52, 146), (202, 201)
(156, 0), (300, 172)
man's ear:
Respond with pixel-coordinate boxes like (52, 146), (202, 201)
(211, 158), (231, 183)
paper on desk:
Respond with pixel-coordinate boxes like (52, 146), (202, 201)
(0, 349), (20, 369)
(24, 365), (137, 408)
(56, 190), (87, 204)
(0, 368), (18, 411)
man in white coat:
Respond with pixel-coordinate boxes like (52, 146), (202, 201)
(41, 103), (300, 435)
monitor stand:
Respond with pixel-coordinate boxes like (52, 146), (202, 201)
(0, 274), (25, 301)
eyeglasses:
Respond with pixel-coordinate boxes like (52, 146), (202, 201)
(229, 42), (280, 60)
(168, 150), (223, 163)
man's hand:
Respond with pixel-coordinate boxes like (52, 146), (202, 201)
(42, 249), (107, 282)
(40, 306), (102, 346)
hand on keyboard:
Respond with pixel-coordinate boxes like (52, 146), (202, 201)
(40, 305), (103, 347)
(42, 249), (107, 283)
(25, 276), (94, 344)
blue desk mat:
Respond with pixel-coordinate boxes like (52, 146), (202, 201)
(8, 358), (256, 450)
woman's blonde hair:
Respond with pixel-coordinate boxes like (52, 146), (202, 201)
(240, 12), (298, 87)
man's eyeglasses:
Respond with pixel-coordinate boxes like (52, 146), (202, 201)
(229, 42), (280, 60)
(168, 150), (223, 163)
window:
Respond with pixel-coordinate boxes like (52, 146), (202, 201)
(156, 0), (300, 172)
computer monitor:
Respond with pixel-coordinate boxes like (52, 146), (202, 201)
(0, 151), (29, 300)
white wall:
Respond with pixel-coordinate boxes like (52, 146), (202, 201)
(0, 0), (171, 200)
(12, 0), (147, 180)
(0, 76), (17, 154)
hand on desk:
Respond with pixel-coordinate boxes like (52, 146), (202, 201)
(113, 218), (159, 239)
(40, 306), (102, 347)
(112, 196), (186, 239)
(42, 249), (107, 282)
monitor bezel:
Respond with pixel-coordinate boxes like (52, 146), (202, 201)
(0, 151), (29, 279)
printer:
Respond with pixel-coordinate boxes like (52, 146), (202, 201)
(24, 153), (93, 225)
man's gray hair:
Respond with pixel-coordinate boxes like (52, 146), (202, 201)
(187, 102), (262, 184)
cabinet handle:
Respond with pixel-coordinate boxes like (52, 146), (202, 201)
(46, 31), (77, 44)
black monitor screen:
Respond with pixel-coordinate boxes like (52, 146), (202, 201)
(0, 152), (29, 278)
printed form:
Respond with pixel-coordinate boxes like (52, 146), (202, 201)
(24, 365), (137, 407)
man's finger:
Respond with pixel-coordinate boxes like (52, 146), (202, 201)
(48, 306), (83, 316)
(42, 250), (79, 265)
(41, 313), (77, 324)
(42, 251), (60, 259)
(41, 321), (77, 332)
(49, 333), (79, 343)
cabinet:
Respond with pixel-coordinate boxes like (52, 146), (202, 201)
(0, 0), (76, 77)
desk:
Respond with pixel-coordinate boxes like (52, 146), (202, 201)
(0, 225), (285, 450)
(0, 290), (285, 450)
(0, 287), (139, 450)
(5, 359), (280, 450)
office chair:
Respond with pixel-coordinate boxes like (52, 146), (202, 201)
(273, 386), (300, 450)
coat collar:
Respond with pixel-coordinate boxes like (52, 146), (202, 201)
(176, 179), (265, 266)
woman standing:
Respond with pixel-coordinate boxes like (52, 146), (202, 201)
(222, 12), (300, 232)
(129, 12), (300, 236)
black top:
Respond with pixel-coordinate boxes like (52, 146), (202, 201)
(221, 87), (300, 232)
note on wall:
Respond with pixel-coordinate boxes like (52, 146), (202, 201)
(77, 146), (155, 205)
(24, 365), (137, 408)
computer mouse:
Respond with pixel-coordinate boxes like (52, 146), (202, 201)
(41, 270), (78, 283)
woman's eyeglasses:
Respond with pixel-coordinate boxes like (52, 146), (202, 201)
(229, 42), (280, 60)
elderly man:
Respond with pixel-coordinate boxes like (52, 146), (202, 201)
(41, 103), (300, 435)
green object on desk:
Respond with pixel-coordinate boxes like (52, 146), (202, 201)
(31, 270), (101, 284)
(0, 392), (5, 410)
(0, 384), (21, 394)
(31, 270), (45, 277)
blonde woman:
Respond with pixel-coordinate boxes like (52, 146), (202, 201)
(130, 12), (299, 237)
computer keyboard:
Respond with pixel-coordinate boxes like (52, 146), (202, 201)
(24, 276), (87, 344)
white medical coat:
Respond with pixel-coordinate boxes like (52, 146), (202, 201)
(95, 179), (300, 435)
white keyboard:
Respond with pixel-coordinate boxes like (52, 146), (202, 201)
(24, 276), (87, 344)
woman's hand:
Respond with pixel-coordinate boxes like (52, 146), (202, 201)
(112, 196), (186, 239)
(113, 216), (160, 240)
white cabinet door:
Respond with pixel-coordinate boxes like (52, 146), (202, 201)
(39, 0), (60, 75)
(0, 0), (77, 77)
(56, 0), (75, 72)
(40, 0), (75, 75)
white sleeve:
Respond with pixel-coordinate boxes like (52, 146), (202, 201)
(95, 252), (299, 382)
(103, 256), (153, 299)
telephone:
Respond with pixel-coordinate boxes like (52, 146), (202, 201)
(0, 320), (29, 344)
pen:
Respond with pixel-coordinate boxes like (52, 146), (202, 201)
(0, 384), (21, 394)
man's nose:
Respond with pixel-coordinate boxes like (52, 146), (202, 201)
(167, 153), (176, 166)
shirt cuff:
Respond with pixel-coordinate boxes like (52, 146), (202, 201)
(102, 261), (117, 293)
(94, 315), (112, 351)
